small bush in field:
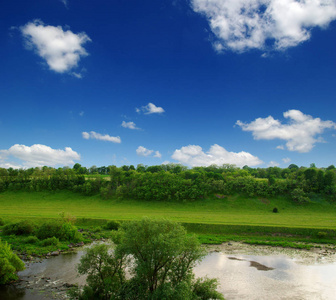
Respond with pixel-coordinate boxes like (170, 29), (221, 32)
(104, 220), (120, 231)
(272, 207), (278, 213)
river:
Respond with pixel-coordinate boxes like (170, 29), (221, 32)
(1, 242), (336, 299)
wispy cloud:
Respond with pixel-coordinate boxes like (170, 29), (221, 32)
(60, 0), (68, 8)
(282, 157), (291, 164)
(121, 121), (140, 130)
(0, 144), (80, 168)
(136, 146), (162, 158)
(172, 144), (262, 167)
(21, 20), (91, 75)
(136, 103), (165, 114)
(191, 0), (336, 53)
(237, 110), (336, 153)
(82, 131), (121, 143)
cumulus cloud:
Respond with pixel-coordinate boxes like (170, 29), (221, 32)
(236, 110), (336, 152)
(21, 20), (91, 74)
(191, 0), (336, 52)
(154, 151), (162, 158)
(121, 121), (140, 130)
(82, 131), (121, 143)
(0, 144), (80, 168)
(171, 144), (262, 167)
(136, 103), (165, 114)
(136, 146), (162, 158)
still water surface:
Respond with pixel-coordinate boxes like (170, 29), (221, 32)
(1, 245), (336, 299)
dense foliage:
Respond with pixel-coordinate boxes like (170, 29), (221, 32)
(0, 238), (25, 284)
(0, 163), (335, 202)
(2, 215), (83, 249)
(69, 218), (224, 300)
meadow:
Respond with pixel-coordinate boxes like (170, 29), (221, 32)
(0, 190), (335, 227)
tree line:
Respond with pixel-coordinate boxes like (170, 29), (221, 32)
(0, 163), (335, 203)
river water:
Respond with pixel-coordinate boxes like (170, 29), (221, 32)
(1, 243), (336, 300)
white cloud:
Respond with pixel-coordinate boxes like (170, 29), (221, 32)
(136, 103), (165, 114)
(276, 145), (285, 150)
(79, 111), (84, 117)
(82, 131), (121, 143)
(268, 161), (280, 167)
(136, 146), (162, 158)
(171, 144), (263, 167)
(236, 110), (336, 153)
(21, 20), (91, 74)
(191, 0), (336, 52)
(136, 146), (153, 157)
(0, 144), (80, 168)
(121, 121), (140, 130)
(282, 157), (291, 163)
(154, 151), (162, 158)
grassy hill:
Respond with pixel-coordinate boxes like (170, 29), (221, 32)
(1, 190), (335, 229)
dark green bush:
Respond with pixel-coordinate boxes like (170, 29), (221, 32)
(24, 236), (39, 244)
(272, 207), (278, 213)
(36, 220), (62, 240)
(36, 220), (82, 242)
(317, 231), (328, 239)
(104, 220), (120, 231)
(3, 220), (36, 236)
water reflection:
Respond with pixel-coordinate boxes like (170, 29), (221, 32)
(194, 252), (336, 300)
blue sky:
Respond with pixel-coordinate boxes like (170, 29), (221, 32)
(1, 0), (336, 169)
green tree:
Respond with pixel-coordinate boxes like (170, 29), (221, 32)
(71, 219), (223, 300)
(0, 239), (25, 284)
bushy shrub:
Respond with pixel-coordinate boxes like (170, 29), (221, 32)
(93, 226), (102, 233)
(0, 239), (25, 284)
(36, 220), (82, 242)
(272, 207), (279, 213)
(291, 188), (309, 203)
(3, 220), (36, 236)
(40, 237), (59, 247)
(24, 236), (39, 244)
(104, 220), (120, 231)
(35, 220), (62, 240)
(60, 222), (82, 242)
(317, 232), (328, 239)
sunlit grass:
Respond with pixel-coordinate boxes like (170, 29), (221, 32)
(1, 191), (336, 229)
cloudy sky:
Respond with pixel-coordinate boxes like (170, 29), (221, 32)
(1, 0), (336, 169)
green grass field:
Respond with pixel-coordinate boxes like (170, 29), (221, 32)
(1, 190), (335, 229)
